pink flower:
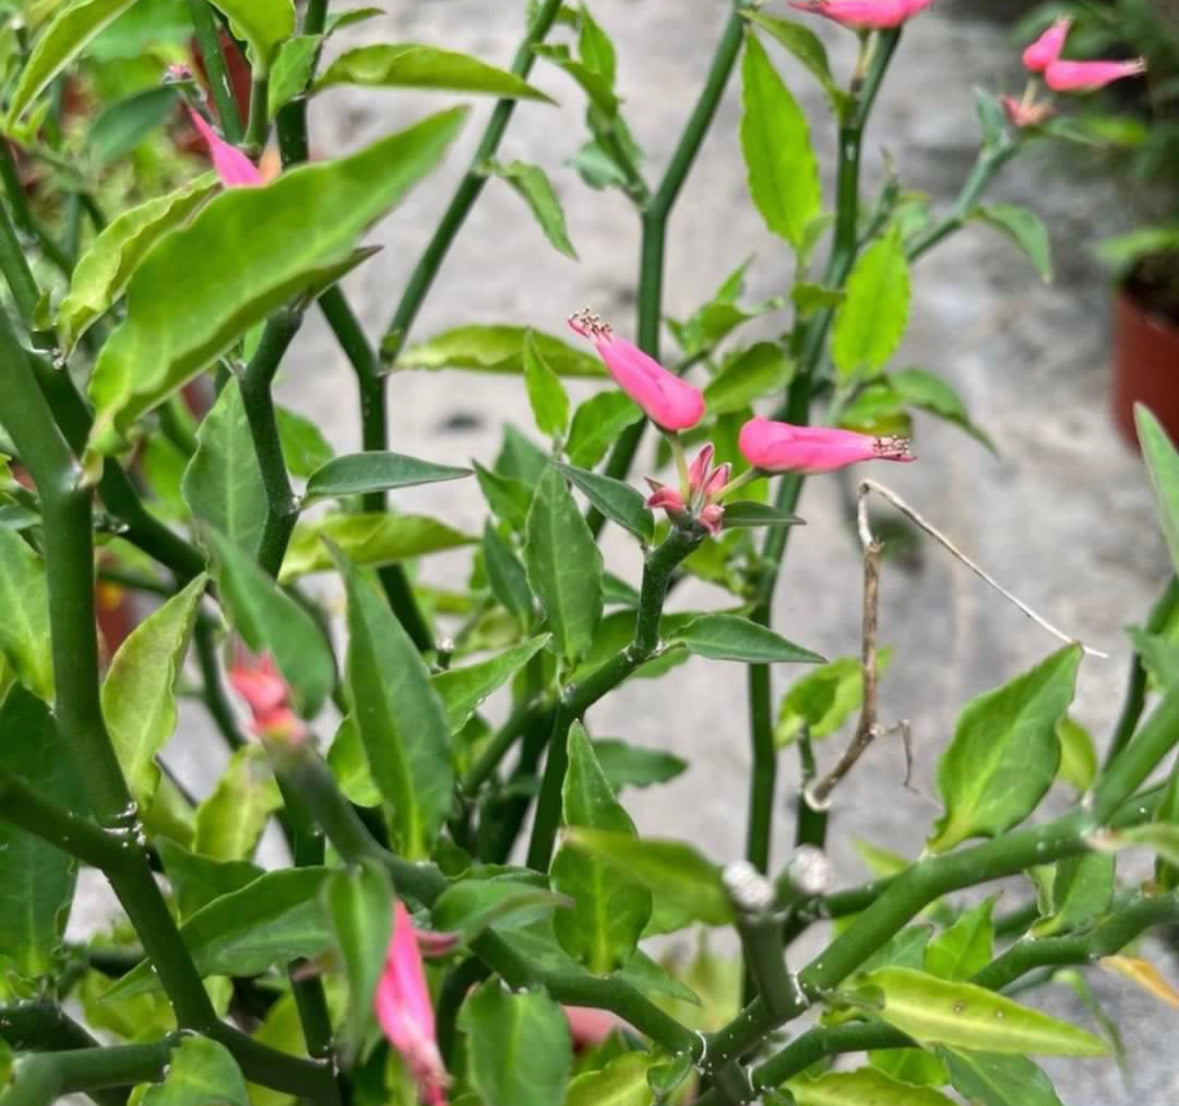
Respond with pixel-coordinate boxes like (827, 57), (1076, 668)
(375, 901), (449, 1106)
(1001, 95), (1053, 128)
(227, 648), (307, 743)
(187, 106), (264, 188)
(1022, 18), (1071, 73)
(738, 418), (915, 475)
(1044, 58), (1146, 92)
(565, 1005), (625, 1048)
(645, 442), (732, 535)
(568, 309), (705, 432)
(787, 0), (936, 31)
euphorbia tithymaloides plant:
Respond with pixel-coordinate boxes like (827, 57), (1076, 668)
(0, 2), (1177, 1105)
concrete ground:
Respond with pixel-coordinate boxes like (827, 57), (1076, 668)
(71, 1), (1179, 1102)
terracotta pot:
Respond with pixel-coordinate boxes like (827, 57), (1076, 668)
(1112, 285), (1179, 446)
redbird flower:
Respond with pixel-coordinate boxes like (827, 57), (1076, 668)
(788, 0), (937, 31)
(1044, 58), (1147, 92)
(569, 309), (705, 432)
(1022, 18), (1071, 73)
(645, 442), (731, 536)
(226, 648), (307, 743)
(739, 418), (915, 475)
(375, 901), (449, 1106)
(1001, 95), (1054, 128)
(187, 107), (264, 188)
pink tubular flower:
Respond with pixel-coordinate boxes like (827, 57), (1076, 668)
(1001, 94), (1053, 128)
(1022, 18), (1071, 73)
(645, 442), (731, 536)
(375, 901), (449, 1106)
(1044, 58), (1146, 92)
(227, 648), (307, 743)
(187, 106), (264, 187)
(788, 0), (936, 31)
(738, 418), (915, 475)
(569, 309), (705, 432)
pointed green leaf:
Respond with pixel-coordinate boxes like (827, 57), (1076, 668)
(891, 368), (995, 453)
(791, 281), (846, 317)
(592, 739), (687, 792)
(304, 451), (471, 501)
(57, 177), (216, 353)
(193, 744), (282, 862)
(832, 229), (911, 380)
(669, 613), (824, 665)
(1056, 715), (1098, 791)
(870, 1048), (950, 1088)
(563, 829), (733, 927)
(0, 687), (83, 979)
(552, 724), (651, 972)
(141, 1036), (248, 1106)
(8, 0), (139, 121)
(482, 522), (535, 624)
(326, 8), (385, 35)
(940, 1049), (1065, 1106)
(775, 652), (893, 746)
(853, 967), (1107, 1056)
(740, 32), (820, 249)
(460, 982), (572, 1106)
(566, 391), (644, 469)
(182, 381), (267, 557)
(565, 1051), (657, 1106)
(315, 43), (552, 101)
(89, 85), (180, 165)
(397, 325), (603, 377)
(533, 44), (618, 115)
(929, 647), (1081, 852)
(269, 35), (322, 115)
(1136, 406), (1179, 578)
(722, 501), (805, 530)
(976, 204), (1053, 282)
(475, 462), (533, 529)
(87, 109), (467, 455)
(525, 467), (603, 662)
(337, 552), (454, 858)
(925, 899), (994, 981)
(0, 530), (53, 701)
(324, 859), (393, 1054)
(789, 1067), (957, 1106)
(1030, 851), (1114, 937)
(974, 87), (1009, 146)
(744, 12), (845, 115)
(489, 161), (577, 260)
(432, 636), (550, 733)
(276, 406), (334, 478)
(703, 343), (795, 416)
(431, 878), (568, 941)
(207, 0), (295, 70)
(102, 575), (206, 809)
(326, 714), (380, 807)
(156, 838), (265, 919)
(523, 330), (572, 437)
(206, 528), (336, 717)
(559, 464), (653, 544)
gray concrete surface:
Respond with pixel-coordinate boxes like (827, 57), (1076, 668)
(70, 1), (1179, 1101)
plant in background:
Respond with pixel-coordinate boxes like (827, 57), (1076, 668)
(0, 2), (1177, 1106)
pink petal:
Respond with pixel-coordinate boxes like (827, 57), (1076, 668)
(738, 417), (914, 475)
(788, 0), (935, 31)
(646, 485), (686, 512)
(1044, 58), (1146, 92)
(187, 107), (264, 188)
(687, 444), (715, 491)
(1022, 18), (1071, 73)
(698, 504), (724, 536)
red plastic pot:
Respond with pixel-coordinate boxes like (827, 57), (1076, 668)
(1112, 285), (1179, 447)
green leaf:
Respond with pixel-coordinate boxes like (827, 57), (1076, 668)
(563, 829), (733, 927)
(1030, 851), (1114, 937)
(890, 368), (994, 452)
(182, 380), (267, 558)
(1092, 822), (1179, 868)
(0, 687), (83, 979)
(156, 838), (264, 919)
(207, 0), (295, 70)
(564, 1051), (657, 1106)
(832, 229), (911, 380)
(703, 343), (795, 416)
(315, 43), (552, 101)
(206, 528), (336, 717)
(669, 613), (824, 665)
(559, 464), (653, 544)
(432, 636), (550, 732)
(324, 859), (393, 1054)
(0, 530), (53, 700)
(8, 0), (139, 121)
(925, 899), (994, 981)
(269, 35), (322, 115)
(928, 646), (1080, 853)
(337, 552), (454, 858)
(489, 160), (577, 260)
(193, 744), (282, 862)
(325, 7), (384, 34)
(141, 1036), (249, 1106)
(775, 652), (893, 747)
(940, 1049), (1065, 1106)
(57, 178), (216, 353)
(567, 392), (644, 469)
(789, 1067), (957, 1106)
(482, 522), (535, 625)
(852, 967), (1106, 1056)
(552, 724), (651, 972)
(591, 739), (687, 792)
(976, 204), (1053, 282)
(525, 467), (603, 662)
(102, 575), (206, 810)
(397, 325), (603, 377)
(744, 12), (845, 116)
(666, 259), (783, 358)
(304, 451), (471, 501)
(715, 501), (803, 530)
(460, 982), (572, 1106)
(1136, 406), (1179, 578)
(431, 878), (568, 941)
(106, 868), (332, 999)
(326, 715), (380, 807)
(1056, 716), (1097, 791)
(87, 109), (467, 456)
(282, 512), (474, 580)
(870, 1049), (950, 1089)
(89, 85), (180, 165)
(475, 462), (533, 530)
(523, 330), (571, 439)
(276, 406), (334, 478)
(739, 32), (820, 250)
(534, 43), (618, 115)
(791, 281), (846, 317)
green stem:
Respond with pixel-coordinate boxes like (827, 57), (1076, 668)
(0, 196), (40, 325)
(241, 309), (302, 576)
(794, 729), (827, 848)
(303, 0), (330, 35)
(436, 957), (490, 1064)
(526, 526), (703, 870)
(187, 0), (243, 143)
(194, 619), (247, 751)
(0, 140), (72, 278)
(462, 693), (547, 794)
(244, 74), (270, 156)
(737, 917), (796, 1020)
(1, 1042), (171, 1106)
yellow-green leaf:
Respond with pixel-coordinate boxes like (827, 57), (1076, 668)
(0, 529), (53, 701)
(207, 0), (295, 71)
(563, 1051), (657, 1106)
(194, 744), (282, 862)
(789, 1067), (957, 1106)
(397, 325), (603, 377)
(832, 229), (911, 380)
